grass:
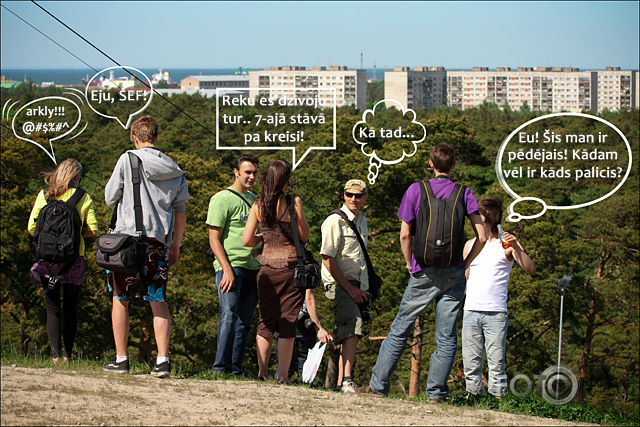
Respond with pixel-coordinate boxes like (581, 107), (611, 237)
(3, 343), (637, 426)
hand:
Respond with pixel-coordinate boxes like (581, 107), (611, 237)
(317, 327), (331, 343)
(218, 268), (235, 293)
(348, 286), (369, 304)
(503, 232), (520, 251)
(167, 243), (180, 267)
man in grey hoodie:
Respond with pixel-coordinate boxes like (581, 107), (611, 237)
(103, 115), (189, 378)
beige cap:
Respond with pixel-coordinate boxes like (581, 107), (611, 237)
(344, 179), (367, 194)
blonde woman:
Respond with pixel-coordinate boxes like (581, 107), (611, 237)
(28, 159), (98, 363)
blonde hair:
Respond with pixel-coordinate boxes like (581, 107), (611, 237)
(43, 159), (83, 199)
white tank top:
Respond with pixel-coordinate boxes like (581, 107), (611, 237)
(464, 238), (513, 312)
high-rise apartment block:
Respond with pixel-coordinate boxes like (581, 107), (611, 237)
(385, 66), (637, 113)
(249, 66), (366, 111)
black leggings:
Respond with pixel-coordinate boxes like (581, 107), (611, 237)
(43, 282), (81, 359)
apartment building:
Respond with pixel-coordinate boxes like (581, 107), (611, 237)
(594, 67), (636, 112)
(249, 66), (367, 111)
(180, 75), (250, 90)
(384, 67), (446, 110)
(385, 66), (636, 113)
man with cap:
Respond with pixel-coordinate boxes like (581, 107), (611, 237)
(320, 179), (370, 393)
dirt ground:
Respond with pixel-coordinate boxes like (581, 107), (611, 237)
(1, 365), (595, 426)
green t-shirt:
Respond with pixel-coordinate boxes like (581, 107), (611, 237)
(206, 188), (261, 271)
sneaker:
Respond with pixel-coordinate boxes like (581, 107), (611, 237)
(355, 382), (385, 397)
(341, 380), (357, 394)
(103, 357), (129, 374)
(151, 361), (171, 378)
(428, 396), (447, 404)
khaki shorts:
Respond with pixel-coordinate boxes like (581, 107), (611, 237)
(326, 280), (364, 344)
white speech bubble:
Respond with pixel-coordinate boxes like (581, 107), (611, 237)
(10, 96), (82, 165)
(496, 112), (632, 222)
(85, 66), (153, 129)
(352, 99), (426, 185)
(215, 87), (336, 170)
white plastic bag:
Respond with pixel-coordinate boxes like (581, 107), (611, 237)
(301, 341), (327, 383)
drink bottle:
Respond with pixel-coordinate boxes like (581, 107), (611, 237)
(497, 224), (510, 249)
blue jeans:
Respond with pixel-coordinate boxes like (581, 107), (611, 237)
(212, 267), (259, 375)
(370, 266), (465, 398)
(462, 310), (508, 397)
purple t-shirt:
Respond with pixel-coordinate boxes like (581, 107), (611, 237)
(397, 178), (479, 273)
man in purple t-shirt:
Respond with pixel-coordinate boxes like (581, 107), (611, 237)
(357, 143), (486, 402)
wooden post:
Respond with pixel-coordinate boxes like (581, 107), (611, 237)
(409, 315), (424, 398)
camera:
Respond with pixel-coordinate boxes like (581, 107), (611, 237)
(358, 296), (372, 322)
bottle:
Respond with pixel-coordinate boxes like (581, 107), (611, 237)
(497, 224), (510, 249)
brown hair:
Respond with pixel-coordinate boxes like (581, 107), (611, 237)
(42, 159), (83, 199)
(258, 160), (291, 228)
(234, 153), (259, 171)
(130, 115), (158, 144)
(478, 197), (503, 234)
(430, 143), (455, 173)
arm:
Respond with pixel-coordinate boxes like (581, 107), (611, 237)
(82, 194), (98, 237)
(399, 220), (413, 270)
(242, 204), (262, 247)
(294, 195), (310, 243)
(463, 239), (474, 280)
(322, 255), (369, 304)
(305, 289), (330, 343)
(504, 232), (536, 275)
(105, 155), (125, 207)
(464, 212), (487, 270)
(27, 191), (46, 234)
(168, 211), (186, 268)
(210, 225), (235, 292)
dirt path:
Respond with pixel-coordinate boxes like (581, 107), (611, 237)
(1, 365), (595, 426)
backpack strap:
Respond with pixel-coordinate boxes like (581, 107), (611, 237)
(330, 209), (379, 300)
(66, 187), (86, 208)
(109, 153), (144, 235)
(225, 188), (252, 208)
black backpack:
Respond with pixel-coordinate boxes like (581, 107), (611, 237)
(32, 188), (86, 264)
(412, 180), (467, 267)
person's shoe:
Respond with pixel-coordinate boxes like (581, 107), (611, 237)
(151, 360), (171, 378)
(103, 357), (129, 374)
(428, 396), (447, 404)
(355, 382), (385, 397)
(341, 380), (357, 394)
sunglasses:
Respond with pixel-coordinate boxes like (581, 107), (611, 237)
(344, 191), (365, 199)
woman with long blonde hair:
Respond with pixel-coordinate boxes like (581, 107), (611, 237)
(242, 159), (310, 383)
(27, 159), (98, 363)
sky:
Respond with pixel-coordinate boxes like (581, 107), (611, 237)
(1, 1), (639, 70)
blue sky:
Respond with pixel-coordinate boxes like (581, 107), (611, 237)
(1, 1), (638, 70)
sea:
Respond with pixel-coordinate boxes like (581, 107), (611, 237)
(0, 67), (393, 85)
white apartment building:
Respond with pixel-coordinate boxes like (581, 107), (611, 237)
(180, 75), (250, 90)
(594, 67), (636, 112)
(384, 67), (446, 110)
(249, 66), (366, 111)
(385, 66), (636, 113)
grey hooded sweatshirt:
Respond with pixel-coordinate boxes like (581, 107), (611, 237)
(105, 147), (189, 245)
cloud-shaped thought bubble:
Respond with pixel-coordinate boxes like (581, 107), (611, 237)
(85, 66), (153, 129)
(497, 112), (632, 222)
(352, 99), (426, 185)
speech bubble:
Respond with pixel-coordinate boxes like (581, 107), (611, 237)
(85, 66), (153, 129)
(352, 99), (426, 185)
(8, 96), (83, 164)
(215, 88), (336, 170)
(496, 112), (632, 222)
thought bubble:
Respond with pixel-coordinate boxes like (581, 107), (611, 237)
(496, 112), (632, 222)
(216, 88), (336, 170)
(7, 95), (84, 164)
(85, 66), (153, 129)
(352, 99), (426, 185)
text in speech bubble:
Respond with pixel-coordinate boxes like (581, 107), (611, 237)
(85, 66), (153, 129)
(216, 88), (336, 170)
(5, 92), (85, 164)
(352, 99), (426, 185)
(496, 112), (632, 222)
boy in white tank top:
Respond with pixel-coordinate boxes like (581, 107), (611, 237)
(461, 197), (535, 399)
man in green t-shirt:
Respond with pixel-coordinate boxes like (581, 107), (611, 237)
(207, 153), (260, 375)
